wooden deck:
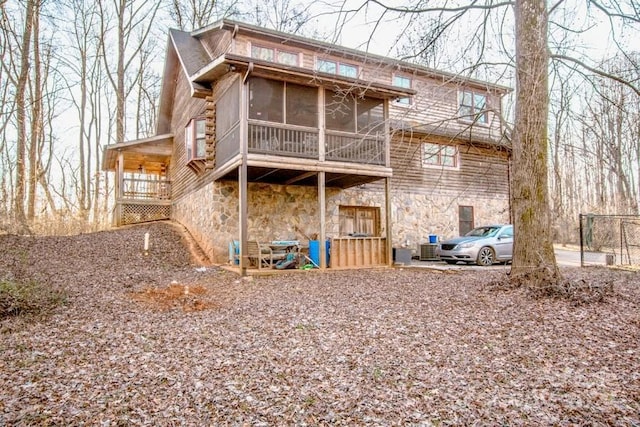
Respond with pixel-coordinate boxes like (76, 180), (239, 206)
(114, 178), (172, 226)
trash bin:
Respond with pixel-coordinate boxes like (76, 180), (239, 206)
(428, 234), (438, 244)
(309, 240), (330, 267)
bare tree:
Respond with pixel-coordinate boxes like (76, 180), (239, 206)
(8, 0), (36, 229)
(98, 0), (161, 144)
(509, 0), (559, 284)
(168, 0), (240, 30)
(324, 0), (639, 289)
(579, 56), (640, 214)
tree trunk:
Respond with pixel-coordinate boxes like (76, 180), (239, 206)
(14, 0), (35, 228)
(510, 0), (560, 285)
(27, 0), (41, 221)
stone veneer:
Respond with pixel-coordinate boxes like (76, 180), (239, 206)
(173, 180), (510, 263)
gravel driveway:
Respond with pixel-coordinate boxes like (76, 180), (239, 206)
(1, 221), (639, 425)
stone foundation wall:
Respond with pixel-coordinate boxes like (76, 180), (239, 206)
(173, 181), (510, 264)
(172, 181), (239, 263)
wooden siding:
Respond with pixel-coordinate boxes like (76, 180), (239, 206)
(388, 137), (510, 197)
(226, 33), (505, 143)
(168, 27), (509, 201)
(168, 68), (211, 201)
(389, 80), (504, 141)
(170, 71), (243, 202)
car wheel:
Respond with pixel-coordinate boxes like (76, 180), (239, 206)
(445, 260), (458, 265)
(476, 247), (495, 266)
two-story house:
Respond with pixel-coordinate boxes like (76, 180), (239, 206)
(103, 19), (511, 273)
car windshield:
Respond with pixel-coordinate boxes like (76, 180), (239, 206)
(465, 226), (501, 237)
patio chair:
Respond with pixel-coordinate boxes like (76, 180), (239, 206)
(247, 240), (277, 269)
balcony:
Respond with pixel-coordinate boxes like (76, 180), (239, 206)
(214, 121), (390, 188)
(211, 77), (393, 188)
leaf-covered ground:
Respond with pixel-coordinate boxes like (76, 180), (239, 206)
(1, 221), (639, 425)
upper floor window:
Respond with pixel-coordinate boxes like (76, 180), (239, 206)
(185, 118), (206, 162)
(392, 75), (412, 105)
(422, 142), (458, 168)
(251, 45), (299, 66)
(316, 59), (358, 78)
(459, 90), (488, 124)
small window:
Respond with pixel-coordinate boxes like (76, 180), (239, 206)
(422, 142), (458, 168)
(185, 118), (206, 162)
(393, 75), (412, 105)
(339, 63), (358, 78)
(251, 44), (299, 66)
(251, 45), (274, 62)
(278, 51), (299, 66)
(339, 206), (380, 237)
(316, 58), (359, 78)
(459, 90), (488, 124)
(317, 59), (337, 74)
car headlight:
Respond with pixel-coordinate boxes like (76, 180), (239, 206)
(458, 242), (476, 249)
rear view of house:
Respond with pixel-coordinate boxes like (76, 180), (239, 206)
(103, 19), (511, 272)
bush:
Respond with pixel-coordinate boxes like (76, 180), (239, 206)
(0, 280), (66, 319)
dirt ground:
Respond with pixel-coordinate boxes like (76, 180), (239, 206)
(0, 221), (639, 425)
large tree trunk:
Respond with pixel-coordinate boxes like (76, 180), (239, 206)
(510, 0), (561, 285)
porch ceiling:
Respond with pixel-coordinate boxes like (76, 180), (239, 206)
(219, 166), (385, 189)
(102, 134), (173, 174)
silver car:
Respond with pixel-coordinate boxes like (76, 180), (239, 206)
(437, 224), (513, 266)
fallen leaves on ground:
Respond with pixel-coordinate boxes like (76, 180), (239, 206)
(129, 283), (214, 312)
(0, 221), (639, 425)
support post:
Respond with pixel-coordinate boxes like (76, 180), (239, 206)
(385, 177), (392, 266)
(319, 171), (326, 269)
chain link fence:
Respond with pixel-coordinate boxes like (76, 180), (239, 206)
(579, 214), (640, 267)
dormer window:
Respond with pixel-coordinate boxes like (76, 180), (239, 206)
(459, 90), (488, 124)
(316, 59), (358, 78)
(251, 45), (299, 66)
(185, 118), (206, 162)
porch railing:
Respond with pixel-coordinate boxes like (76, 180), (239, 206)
(325, 131), (385, 165)
(246, 122), (386, 165)
(248, 122), (319, 159)
(121, 178), (172, 201)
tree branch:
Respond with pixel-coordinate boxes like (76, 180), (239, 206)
(367, 0), (514, 14)
(551, 53), (640, 97)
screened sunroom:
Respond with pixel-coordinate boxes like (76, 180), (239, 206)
(209, 67), (407, 189)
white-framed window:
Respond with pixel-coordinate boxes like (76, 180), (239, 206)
(185, 118), (206, 162)
(392, 75), (412, 105)
(422, 142), (458, 168)
(316, 58), (358, 78)
(459, 90), (488, 124)
(251, 44), (299, 66)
